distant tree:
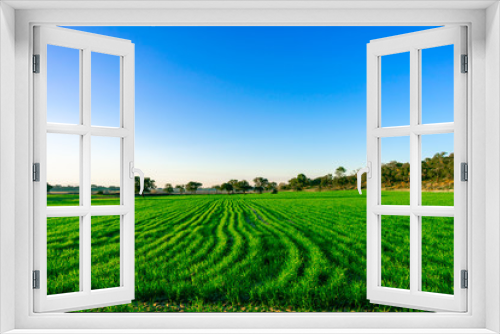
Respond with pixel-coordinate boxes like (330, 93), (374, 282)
(381, 161), (410, 189)
(185, 181), (202, 194)
(289, 173), (309, 191)
(253, 177), (269, 194)
(213, 185), (221, 194)
(47, 183), (53, 193)
(334, 167), (348, 190)
(135, 176), (156, 197)
(320, 174), (333, 188)
(278, 182), (289, 191)
(266, 181), (277, 192)
(335, 166), (347, 179)
(235, 180), (252, 194)
(220, 182), (234, 194)
(297, 173), (309, 188)
(164, 183), (174, 194)
(175, 184), (185, 194)
(289, 177), (302, 191)
(228, 179), (238, 188)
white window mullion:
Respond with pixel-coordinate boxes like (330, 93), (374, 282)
(121, 48), (135, 294)
(409, 47), (420, 294)
(81, 47), (92, 294)
(366, 48), (380, 298)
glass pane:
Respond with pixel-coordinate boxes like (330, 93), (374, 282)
(92, 215), (120, 290)
(91, 52), (121, 127)
(47, 133), (80, 206)
(47, 217), (80, 295)
(421, 45), (454, 124)
(381, 52), (410, 127)
(421, 216), (454, 295)
(381, 215), (410, 290)
(421, 133), (454, 206)
(47, 45), (80, 124)
(381, 136), (410, 205)
(91, 136), (121, 205)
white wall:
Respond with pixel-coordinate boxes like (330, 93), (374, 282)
(0, 2), (16, 333)
(486, 2), (500, 333)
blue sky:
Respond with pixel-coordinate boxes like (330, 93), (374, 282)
(47, 26), (454, 187)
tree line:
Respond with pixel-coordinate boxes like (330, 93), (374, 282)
(48, 152), (454, 195)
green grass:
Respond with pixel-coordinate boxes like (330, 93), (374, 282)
(46, 190), (454, 312)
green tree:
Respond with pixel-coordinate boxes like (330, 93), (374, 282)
(335, 166), (346, 179)
(135, 176), (156, 198)
(253, 177), (268, 194)
(175, 184), (185, 194)
(297, 173), (309, 188)
(289, 177), (301, 191)
(164, 183), (174, 194)
(320, 174), (333, 188)
(47, 183), (54, 193)
(213, 185), (221, 194)
(220, 182), (234, 194)
(228, 179), (238, 189)
(278, 182), (289, 191)
(266, 181), (277, 192)
(235, 180), (252, 194)
(185, 181), (202, 194)
(334, 167), (347, 189)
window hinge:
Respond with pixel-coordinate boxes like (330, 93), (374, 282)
(33, 163), (40, 182)
(461, 54), (468, 73)
(33, 54), (40, 73)
(461, 270), (468, 289)
(461, 162), (468, 182)
(33, 270), (40, 289)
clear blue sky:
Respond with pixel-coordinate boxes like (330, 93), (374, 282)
(47, 26), (454, 187)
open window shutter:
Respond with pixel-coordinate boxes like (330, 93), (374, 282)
(366, 26), (467, 312)
(33, 26), (135, 312)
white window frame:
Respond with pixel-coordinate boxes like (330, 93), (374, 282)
(33, 26), (136, 313)
(366, 26), (468, 312)
(1, 1), (499, 333)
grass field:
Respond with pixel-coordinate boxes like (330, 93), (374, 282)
(46, 190), (454, 312)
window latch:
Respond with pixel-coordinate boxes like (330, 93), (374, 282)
(357, 162), (371, 195)
(130, 162), (145, 195)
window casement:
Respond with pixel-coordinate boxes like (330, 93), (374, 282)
(33, 26), (138, 312)
(365, 26), (468, 312)
(6, 4), (494, 333)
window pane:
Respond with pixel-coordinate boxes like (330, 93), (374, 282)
(47, 45), (80, 124)
(421, 216), (454, 295)
(381, 136), (410, 205)
(421, 133), (454, 206)
(381, 52), (410, 127)
(91, 52), (121, 127)
(91, 136), (121, 205)
(421, 45), (454, 124)
(92, 215), (121, 290)
(47, 217), (80, 295)
(381, 215), (410, 290)
(47, 133), (80, 206)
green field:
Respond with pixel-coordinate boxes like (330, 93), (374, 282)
(46, 190), (454, 312)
